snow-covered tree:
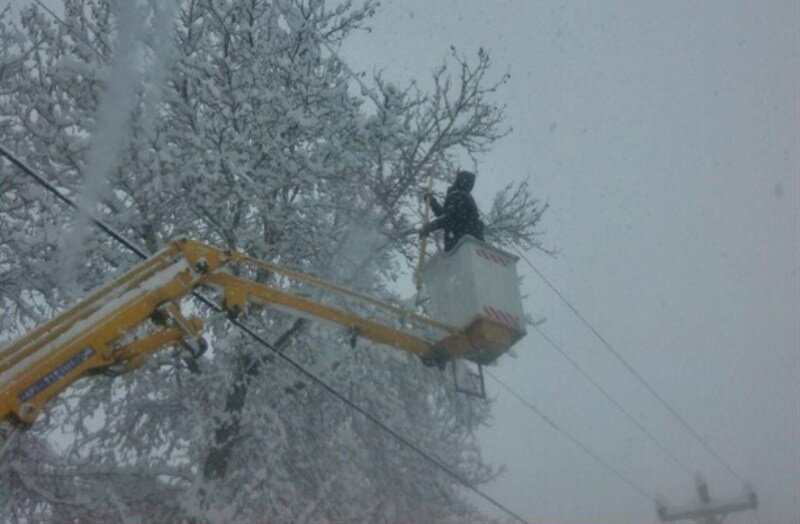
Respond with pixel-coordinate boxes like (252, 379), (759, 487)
(0, 0), (546, 521)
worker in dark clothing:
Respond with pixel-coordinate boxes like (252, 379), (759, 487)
(419, 170), (485, 251)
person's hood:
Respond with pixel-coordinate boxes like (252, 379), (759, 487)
(451, 171), (476, 193)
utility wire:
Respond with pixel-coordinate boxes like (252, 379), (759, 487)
(0, 144), (528, 524)
(531, 324), (695, 477)
(0, 144), (148, 259)
(484, 368), (656, 504)
(225, 316), (527, 523)
(514, 248), (744, 483)
(31, 0), (113, 56)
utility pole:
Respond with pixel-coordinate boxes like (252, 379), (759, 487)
(656, 477), (758, 524)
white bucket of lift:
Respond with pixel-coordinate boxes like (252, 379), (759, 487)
(420, 236), (526, 363)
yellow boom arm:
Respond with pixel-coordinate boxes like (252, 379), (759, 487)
(1, 238), (499, 426)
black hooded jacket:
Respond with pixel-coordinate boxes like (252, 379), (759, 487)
(427, 171), (485, 251)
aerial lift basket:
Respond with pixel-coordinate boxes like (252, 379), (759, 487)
(421, 236), (526, 365)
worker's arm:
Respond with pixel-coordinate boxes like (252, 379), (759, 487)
(426, 193), (445, 217)
(426, 191), (470, 233)
(421, 192), (460, 235)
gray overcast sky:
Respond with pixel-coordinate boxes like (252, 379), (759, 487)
(340, 1), (798, 522)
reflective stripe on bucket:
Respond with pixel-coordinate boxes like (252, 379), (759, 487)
(482, 305), (520, 330)
(475, 248), (510, 267)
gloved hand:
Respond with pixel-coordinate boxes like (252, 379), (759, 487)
(419, 222), (436, 237)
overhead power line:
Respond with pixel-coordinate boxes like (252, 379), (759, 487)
(484, 368), (656, 504)
(0, 144), (528, 524)
(515, 249), (745, 483)
(531, 324), (695, 477)
(31, 0), (113, 56)
(0, 144), (148, 259)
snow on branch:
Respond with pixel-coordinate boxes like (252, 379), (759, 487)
(484, 178), (552, 254)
